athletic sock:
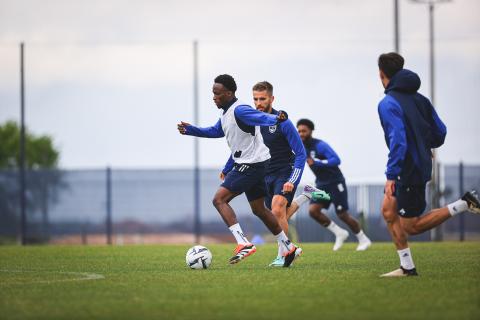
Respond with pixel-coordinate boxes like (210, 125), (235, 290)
(292, 194), (309, 207)
(355, 230), (368, 242)
(326, 221), (346, 236)
(275, 231), (294, 255)
(397, 248), (415, 270)
(228, 223), (249, 245)
(447, 199), (469, 216)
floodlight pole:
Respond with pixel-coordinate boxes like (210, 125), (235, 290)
(394, 0), (400, 52)
(193, 40), (201, 244)
(19, 42), (27, 245)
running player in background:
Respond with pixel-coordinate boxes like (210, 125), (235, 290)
(297, 119), (372, 251)
(178, 74), (301, 267)
(222, 81), (330, 267)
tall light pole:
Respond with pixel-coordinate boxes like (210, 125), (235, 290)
(193, 40), (201, 244)
(19, 42), (27, 245)
(394, 0), (400, 52)
(411, 0), (451, 241)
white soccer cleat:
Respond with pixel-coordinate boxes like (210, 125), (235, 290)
(356, 238), (372, 251)
(380, 267), (418, 277)
(333, 230), (349, 251)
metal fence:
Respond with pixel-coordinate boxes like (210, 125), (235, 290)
(0, 163), (479, 244)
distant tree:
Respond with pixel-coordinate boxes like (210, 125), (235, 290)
(0, 120), (59, 169)
(0, 120), (63, 242)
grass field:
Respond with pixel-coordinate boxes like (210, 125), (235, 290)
(0, 242), (479, 320)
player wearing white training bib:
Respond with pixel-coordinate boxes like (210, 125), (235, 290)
(220, 99), (270, 164)
(177, 74), (301, 267)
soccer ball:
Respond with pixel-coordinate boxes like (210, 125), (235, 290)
(185, 245), (212, 269)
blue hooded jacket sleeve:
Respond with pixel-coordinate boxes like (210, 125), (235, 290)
(311, 140), (341, 168)
(184, 119), (224, 138)
(234, 105), (278, 126)
(279, 120), (306, 186)
(222, 155), (234, 175)
(378, 98), (408, 180)
(430, 106), (447, 148)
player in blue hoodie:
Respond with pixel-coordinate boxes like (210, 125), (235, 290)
(377, 53), (480, 277)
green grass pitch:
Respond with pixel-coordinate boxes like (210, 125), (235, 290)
(0, 242), (479, 320)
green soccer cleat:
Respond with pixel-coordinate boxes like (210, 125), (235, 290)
(268, 256), (285, 267)
(311, 190), (331, 202)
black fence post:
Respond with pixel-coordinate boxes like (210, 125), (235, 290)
(19, 42), (27, 245)
(459, 162), (465, 241)
(106, 166), (112, 245)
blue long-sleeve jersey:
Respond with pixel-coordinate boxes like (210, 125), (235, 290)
(378, 69), (447, 184)
(223, 108), (306, 187)
(183, 100), (279, 138)
(303, 138), (344, 186)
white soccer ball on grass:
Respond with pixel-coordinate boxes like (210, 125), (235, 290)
(185, 245), (212, 269)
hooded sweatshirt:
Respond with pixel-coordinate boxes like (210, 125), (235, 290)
(378, 69), (447, 185)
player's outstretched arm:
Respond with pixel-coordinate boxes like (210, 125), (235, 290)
(177, 119), (225, 138)
(234, 105), (288, 127)
(280, 120), (306, 189)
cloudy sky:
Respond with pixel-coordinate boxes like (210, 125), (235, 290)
(0, 0), (479, 183)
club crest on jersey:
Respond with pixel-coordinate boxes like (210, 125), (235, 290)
(269, 125), (277, 133)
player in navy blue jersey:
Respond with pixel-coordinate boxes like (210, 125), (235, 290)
(297, 119), (372, 251)
(376, 53), (480, 277)
(177, 74), (301, 267)
(222, 81), (329, 267)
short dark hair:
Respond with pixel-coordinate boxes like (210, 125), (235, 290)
(214, 74), (237, 93)
(378, 52), (404, 79)
(297, 118), (315, 131)
(252, 81), (273, 95)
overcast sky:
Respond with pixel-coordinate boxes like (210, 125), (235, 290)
(0, 0), (479, 183)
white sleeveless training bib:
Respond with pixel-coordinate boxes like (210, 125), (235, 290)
(220, 100), (270, 164)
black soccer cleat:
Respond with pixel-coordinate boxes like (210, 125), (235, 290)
(380, 266), (419, 277)
(461, 190), (480, 214)
(401, 266), (419, 276)
(228, 243), (256, 265)
(283, 246), (302, 268)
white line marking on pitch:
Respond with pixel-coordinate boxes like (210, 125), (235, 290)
(0, 269), (105, 284)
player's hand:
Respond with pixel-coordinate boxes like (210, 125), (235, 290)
(177, 121), (190, 135)
(306, 157), (314, 166)
(276, 110), (288, 123)
(282, 182), (294, 194)
(385, 180), (396, 197)
(219, 172), (225, 181)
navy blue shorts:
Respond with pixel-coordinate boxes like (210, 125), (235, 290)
(221, 161), (268, 202)
(394, 183), (427, 218)
(311, 180), (349, 213)
(264, 167), (297, 210)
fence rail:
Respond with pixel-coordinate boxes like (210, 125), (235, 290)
(1, 163), (479, 244)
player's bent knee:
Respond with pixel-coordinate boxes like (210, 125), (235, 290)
(382, 209), (397, 224)
(212, 196), (226, 208)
